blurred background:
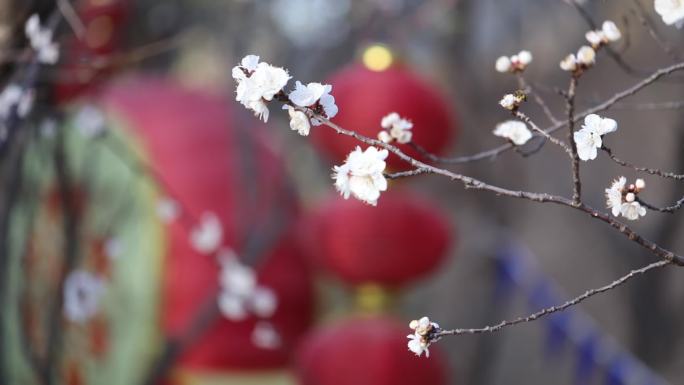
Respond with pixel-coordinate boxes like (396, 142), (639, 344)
(1, 0), (683, 384)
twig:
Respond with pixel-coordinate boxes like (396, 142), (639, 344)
(566, 76), (582, 204)
(609, 100), (684, 111)
(514, 110), (571, 156)
(602, 145), (684, 180)
(314, 115), (684, 266)
(638, 196), (684, 214)
(517, 74), (561, 125)
(434, 260), (670, 337)
(406, 61), (684, 165)
(56, 0), (86, 39)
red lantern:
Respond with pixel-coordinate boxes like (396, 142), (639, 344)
(55, 0), (130, 102)
(300, 190), (452, 288)
(296, 316), (449, 385)
(312, 63), (456, 169)
(100, 77), (315, 372)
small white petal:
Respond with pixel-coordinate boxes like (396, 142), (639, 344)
(495, 56), (512, 73)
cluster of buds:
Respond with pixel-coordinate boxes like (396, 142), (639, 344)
(495, 50), (533, 73)
(561, 20), (621, 74)
(605, 177), (647, 221)
(406, 316), (440, 357)
(377, 112), (413, 144)
(585, 20), (622, 49)
(499, 90), (526, 111)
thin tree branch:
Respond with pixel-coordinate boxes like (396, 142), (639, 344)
(566, 76), (582, 204)
(433, 260), (671, 338)
(514, 110), (571, 156)
(638, 196), (684, 214)
(406, 61), (684, 165)
(602, 145), (684, 180)
(312, 114), (684, 266)
(630, 0), (681, 62)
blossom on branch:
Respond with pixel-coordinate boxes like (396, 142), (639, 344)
(286, 106), (311, 136)
(232, 55), (290, 122)
(605, 177), (647, 220)
(573, 114), (617, 161)
(560, 46), (596, 73)
(493, 120), (532, 145)
(654, 0), (684, 27)
(407, 316), (440, 357)
(378, 112), (413, 144)
(332, 146), (388, 206)
(25, 14), (59, 64)
(289, 81), (338, 125)
(495, 50), (533, 73)
(190, 212), (223, 254)
(585, 21), (622, 48)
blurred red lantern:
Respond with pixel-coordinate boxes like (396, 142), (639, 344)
(301, 190), (453, 288)
(296, 316), (449, 385)
(101, 77), (315, 372)
(312, 62), (456, 169)
(56, 0), (130, 102)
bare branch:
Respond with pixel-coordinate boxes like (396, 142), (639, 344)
(434, 260), (671, 338)
(602, 145), (684, 180)
(565, 76), (582, 204)
(638, 196), (684, 214)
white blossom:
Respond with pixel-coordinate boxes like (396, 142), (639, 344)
(635, 178), (646, 190)
(654, 0), (684, 27)
(25, 15), (59, 64)
(495, 56), (512, 73)
(516, 50), (533, 65)
(379, 112), (413, 144)
(289, 81), (327, 107)
(332, 146), (388, 206)
(218, 291), (248, 321)
(250, 287), (278, 318)
(406, 316), (439, 358)
(378, 130), (392, 143)
(156, 197), (179, 223)
(560, 54), (578, 72)
(252, 321), (282, 350)
(602, 21), (622, 42)
(574, 114), (617, 161)
(574, 127), (602, 161)
(219, 257), (257, 297)
(286, 106), (311, 136)
(493, 120), (532, 145)
(582, 113), (617, 135)
(232, 55), (290, 122)
(605, 176), (626, 217)
(499, 94), (518, 110)
(621, 201), (647, 220)
(0, 85), (25, 119)
(407, 333), (430, 357)
(495, 50), (532, 73)
(576, 45), (596, 65)
(73, 105), (106, 138)
(585, 30), (604, 46)
(289, 81), (338, 125)
(63, 270), (105, 323)
(190, 212), (223, 254)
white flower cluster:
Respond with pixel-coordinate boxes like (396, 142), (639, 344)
(63, 270), (105, 323)
(289, 81), (338, 126)
(217, 249), (278, 321)
(495, 50), (533, 73)
(573, 114), (617, 161)
(232, 55), (291, 122)
(333, 146), (388, 206)
(493, 120), (532, 145)
(378, 112), (413, 144)
(232, 55), (339, 133)
(25, 15), (59, 65)
(605, 177), (647, 220)
(654, 0), (684, 27)
(561, 21), (620, 73)
(560, 46), (596, 72)
(190, 212), (224, 254)
(0, 84), (34, 139)
(407, 316), (439, 357)
(585, 21), (621, 48)
(499, 92), (526, 111)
